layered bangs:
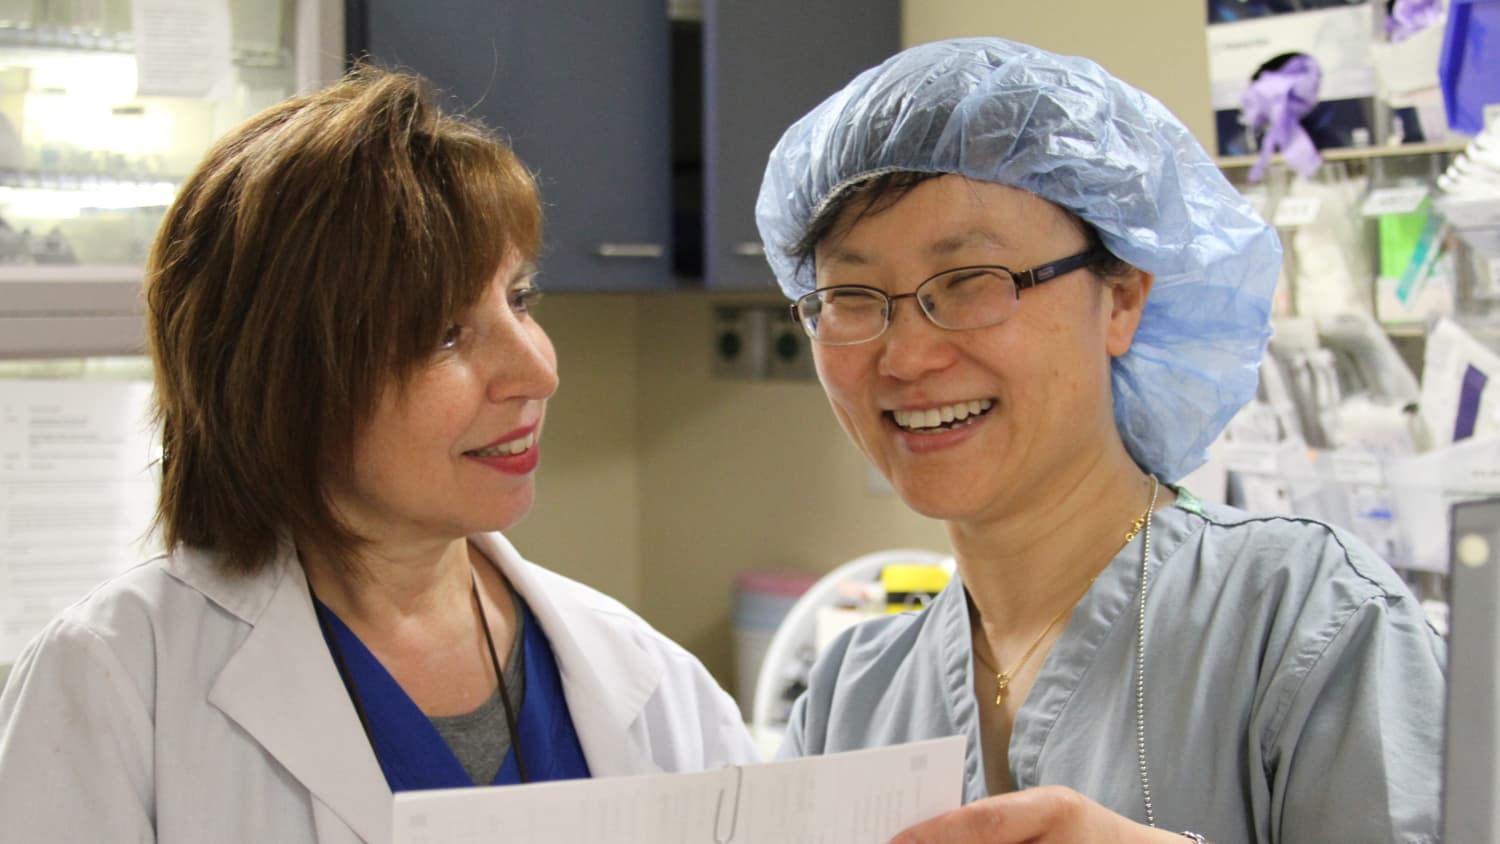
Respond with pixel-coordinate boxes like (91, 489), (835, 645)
(381, 126), (543, 382)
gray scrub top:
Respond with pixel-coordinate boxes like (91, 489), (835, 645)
(781, 491), (1445, 844)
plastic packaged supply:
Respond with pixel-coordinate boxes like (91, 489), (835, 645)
(1438, 0), (1500, 135)
(1419, 317), (1500, 448)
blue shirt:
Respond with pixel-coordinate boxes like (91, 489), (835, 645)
(316, 598), (592, 791)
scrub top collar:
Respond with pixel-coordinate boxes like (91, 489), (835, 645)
(940, 491), (1198, 800)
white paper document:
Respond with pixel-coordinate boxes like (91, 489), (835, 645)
(133, 0), (233, 98)
(0, 380), (160, 663)
(393, 736), (966, 844)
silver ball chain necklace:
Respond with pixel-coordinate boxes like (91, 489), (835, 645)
(979, 475), (1160, 809)
(1132, 478), (1214, 843)
(1134, 474), (1161, 827)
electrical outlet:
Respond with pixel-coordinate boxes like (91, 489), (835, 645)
(765, 307), (816, 380)
(711, 305), (769, 379)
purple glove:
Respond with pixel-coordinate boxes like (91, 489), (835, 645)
(1387, 0), (1444, 42)
(1240, 54), (1323, 181)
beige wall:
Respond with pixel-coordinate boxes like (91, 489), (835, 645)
(902, 0), (1216, 149)
(504, 295), (645, 609)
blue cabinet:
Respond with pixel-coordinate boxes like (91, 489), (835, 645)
(353, 0), (673, 292)
(349, 2), (898, 291)
(701, 0), (900, 290)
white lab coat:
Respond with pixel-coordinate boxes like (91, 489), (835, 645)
(0, 532), (757, 843)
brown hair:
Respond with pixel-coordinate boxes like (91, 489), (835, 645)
(146, 65), (541, 575)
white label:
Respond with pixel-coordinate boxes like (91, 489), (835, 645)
(1325, 450), (1385, 485)
(1273, 196), (1323, 228)
(1220, 443), (1281, 474)
(1454, 457), (1500, 494)
(1360, 185), (1429, 217)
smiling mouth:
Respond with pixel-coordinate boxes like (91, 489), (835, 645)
(888, 399), (995, 433)
(464, 431), (537, 457)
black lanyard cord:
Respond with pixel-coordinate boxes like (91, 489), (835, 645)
(471, 573), (530, 783)
(310, 575), (530, 785)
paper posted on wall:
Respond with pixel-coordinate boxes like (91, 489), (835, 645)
(393, 736), (966, 844)
(0, 379), (160, 664)
(133, 0), (233, 99)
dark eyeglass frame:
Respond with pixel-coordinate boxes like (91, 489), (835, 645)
(790, 247), (1111, 346)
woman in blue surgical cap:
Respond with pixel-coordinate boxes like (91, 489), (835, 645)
(757, 38), (1442, 843)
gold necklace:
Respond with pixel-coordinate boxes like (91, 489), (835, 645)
(978, 476), (1160, 705)
(984, 584), (1086, 703)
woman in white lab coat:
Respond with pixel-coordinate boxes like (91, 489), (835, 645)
(0, 67), (755, 843)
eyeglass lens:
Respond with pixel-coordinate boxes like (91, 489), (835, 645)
(799, 267), (1018, 344)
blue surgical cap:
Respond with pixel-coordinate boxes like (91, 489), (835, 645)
(755, 37), (1281, 483)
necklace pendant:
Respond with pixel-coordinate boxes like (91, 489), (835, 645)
(995, 672), (1009, 705)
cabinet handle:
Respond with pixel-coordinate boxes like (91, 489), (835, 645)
(733, 241), (765, 257)
(594, 243), (663, 259)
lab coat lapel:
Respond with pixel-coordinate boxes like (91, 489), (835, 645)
(474, 533), (666, 777)
(199, 554), (390, 844)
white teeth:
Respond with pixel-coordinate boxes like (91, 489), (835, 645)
(468, 432), (536, 457)
(892, 399), (994, 431)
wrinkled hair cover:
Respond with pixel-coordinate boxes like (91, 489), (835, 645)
(756, 37), (1282, 482)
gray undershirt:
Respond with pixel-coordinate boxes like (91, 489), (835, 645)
(428, 610), (527, 786)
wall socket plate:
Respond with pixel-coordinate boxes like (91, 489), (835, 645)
(712, 304), (816, 380)
(711, 305), (769, 379)
(765, 307), (816, 380)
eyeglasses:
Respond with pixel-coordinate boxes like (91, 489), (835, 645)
(791, 248), (1108, 346)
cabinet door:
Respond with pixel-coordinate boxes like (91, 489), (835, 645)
(703, 0), (899, 290)
(353, 0), (673, 291)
